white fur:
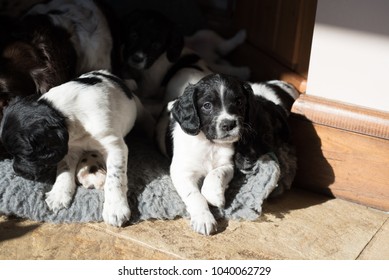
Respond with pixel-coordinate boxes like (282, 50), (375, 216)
(43, 70), (137, 227)
(170, 123), (235, 235)
(27, 0), (112, 73)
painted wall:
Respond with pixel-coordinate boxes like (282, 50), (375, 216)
(307, 0), (389, 113)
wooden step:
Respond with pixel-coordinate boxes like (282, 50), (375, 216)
(291, 94), (389, 211)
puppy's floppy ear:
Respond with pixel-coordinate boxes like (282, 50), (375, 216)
(171, 84), (200, 135)
(166, 27), (184, 62)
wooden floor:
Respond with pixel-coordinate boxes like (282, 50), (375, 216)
(1, 188), (388, 260)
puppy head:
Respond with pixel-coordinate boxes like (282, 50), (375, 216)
(171, 74), (252, 143)
(121, 9), (184, 70)
(0, 96), (69, 181)
(234, 96), (290, 173)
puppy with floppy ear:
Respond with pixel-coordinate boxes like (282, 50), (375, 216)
(158, 74), (252, 235)
(0, 70), (139, 227)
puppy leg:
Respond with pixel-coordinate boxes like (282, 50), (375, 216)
(201, 164), (234, 208)
(170, 169), (217, 235)
(45, 150), (82, 211)
(101, 137), (131, 227)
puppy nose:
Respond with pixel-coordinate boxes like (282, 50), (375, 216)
(220, 119), (237, 131)
(131, 53), (145, 63)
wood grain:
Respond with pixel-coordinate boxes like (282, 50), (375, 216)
(291, 96), (389, 211)
(293, 94), (389, 139)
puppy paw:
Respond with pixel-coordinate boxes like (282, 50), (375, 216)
(102, 201), (131, 227)
(201, 183), (226, 208)
(190, 211), (218, 235)
(76, 151), (106, 190)
(45, 189), (73, 211)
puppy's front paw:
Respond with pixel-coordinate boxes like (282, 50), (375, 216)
(45, 189), (73, 211)
(102, 201), (131, 227)
(190, 211), (218, 235)
(201, 182), (226, 208)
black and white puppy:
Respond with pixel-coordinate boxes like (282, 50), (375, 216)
(234, 80), (299, 175)
(157, 74), (252, 235)
(121, 9), (212, 116)
(0, 70), (138, 227)
(0, 0), (117, 122)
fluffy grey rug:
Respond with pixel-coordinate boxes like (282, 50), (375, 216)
(0, 135), (296, 224)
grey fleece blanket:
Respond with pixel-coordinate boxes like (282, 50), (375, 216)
(0, 135), (296, 223)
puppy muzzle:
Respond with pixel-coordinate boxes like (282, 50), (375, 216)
(215, 118), (241, 143)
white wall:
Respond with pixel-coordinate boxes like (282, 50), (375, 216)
(306, 0), (389, 113)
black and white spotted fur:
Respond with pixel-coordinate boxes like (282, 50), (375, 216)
(0, 70), (140, 227)
(156, 74), (252, 235)
(234, 80), (298, 186)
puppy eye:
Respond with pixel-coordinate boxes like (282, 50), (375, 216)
(202, 102), (213, 111)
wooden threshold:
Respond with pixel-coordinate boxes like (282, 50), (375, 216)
(291, 94), (389, 211)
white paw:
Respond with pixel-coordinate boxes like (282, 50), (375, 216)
(102, 200), (131, 227)
(45, 189), (73, 211)
(190, 211), (218, 235)
(201, 183), (226, 208)
(76, 151), (106, 190)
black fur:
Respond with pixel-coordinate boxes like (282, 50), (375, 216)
(73, 76), (102, 86)
(121, 9), (184, 69)
(160, 54), (202, 86)
(0, 96), (69, 181)
(234, 93), (291, 173)
(92, 71), (133, 99)
(171, 83), (200, 135)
